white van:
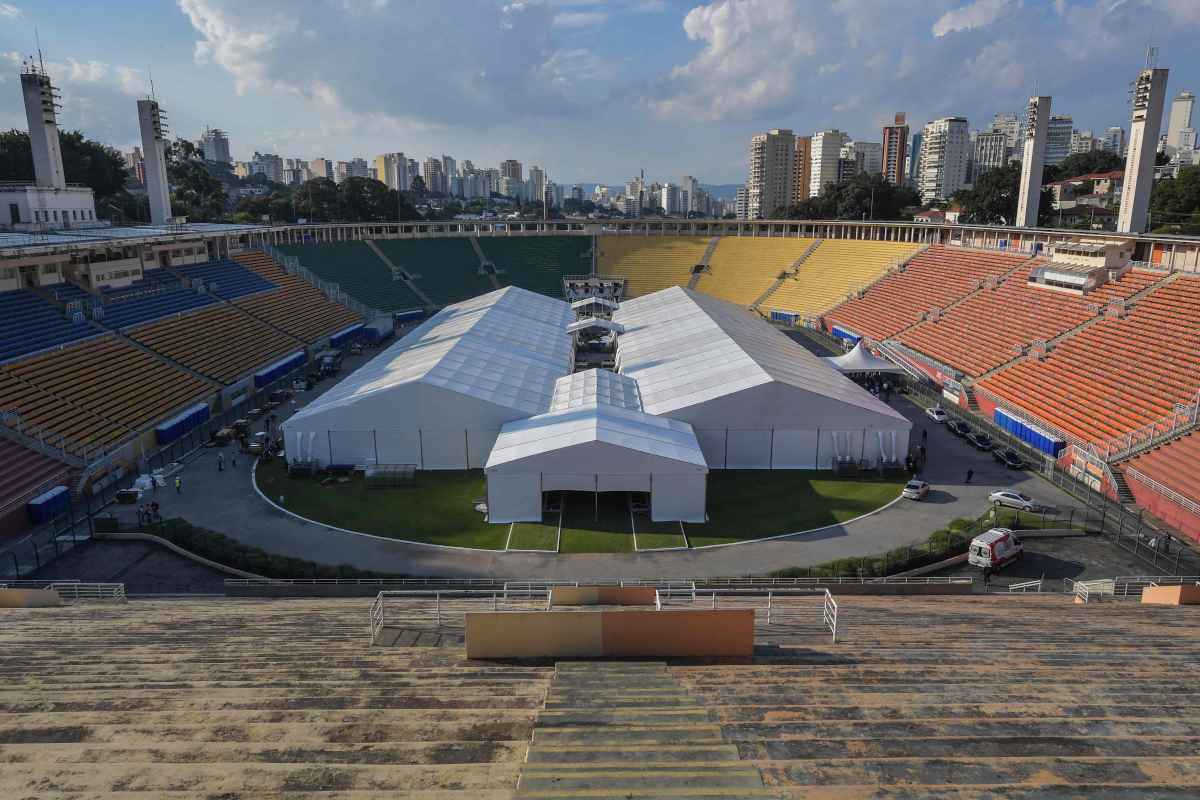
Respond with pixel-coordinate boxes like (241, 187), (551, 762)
(968, 528), (1024, 570)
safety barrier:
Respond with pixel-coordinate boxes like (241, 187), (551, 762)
(1074, 579), (1115, 605)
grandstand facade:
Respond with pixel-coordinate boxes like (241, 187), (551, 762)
(2, 218), (1199, 540)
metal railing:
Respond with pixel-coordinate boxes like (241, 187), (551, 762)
(45, 582), (126, 603)
(1112, 575), (1200, 597)
(1092, 391), (1200, 462)
(1073, 578), (1115, 604)
(823, 589), (839, 643)
(1124, 467), (1200, 516)
(1008, 578), (1044, 593)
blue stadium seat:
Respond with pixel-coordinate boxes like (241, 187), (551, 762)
(0, 289), (98, 363)
(176, 258), (276, 300)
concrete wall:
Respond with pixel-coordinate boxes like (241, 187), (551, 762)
(1141, 584), (1200, 606)
(465, 609), (754, 658)
(550, 586), (657, 606)
(0, 588), (63, 608)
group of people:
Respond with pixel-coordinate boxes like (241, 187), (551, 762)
(136, 501), (161, 525)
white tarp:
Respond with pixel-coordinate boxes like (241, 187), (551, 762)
(824, 341), (906, 373)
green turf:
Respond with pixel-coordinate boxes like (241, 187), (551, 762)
(686, 470), (905, 547)
(633, 514), (688, 550)
(558, 492), (635, 553)
(507, 514), (560, 551)
(254, 460), (506, 549)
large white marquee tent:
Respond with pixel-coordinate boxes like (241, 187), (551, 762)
(282, 285), (912, 523)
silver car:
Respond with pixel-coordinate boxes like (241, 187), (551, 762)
(988, 490), (1039, 512)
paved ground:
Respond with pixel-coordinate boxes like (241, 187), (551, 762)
(97, 377), (1085, 579)
(932, 534), (1163, 589)
(26, 539), (228, 594)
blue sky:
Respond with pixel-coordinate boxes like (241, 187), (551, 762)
(2, 0), (1198, 185)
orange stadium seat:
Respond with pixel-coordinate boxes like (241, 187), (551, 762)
(232, 251), (362, 343)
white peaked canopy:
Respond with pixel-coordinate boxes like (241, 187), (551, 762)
(485, 369), (707, 523)
(281, 286), (574, 468)
(824, 341), (906, 374)
(613, 287), (911, 468)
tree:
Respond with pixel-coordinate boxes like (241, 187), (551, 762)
(1149, 166), (1200, 234)
(777, 172), (918, 221)
(1044, 150), (1124, 183)
(294, 177), (340, 221)
(409, 175), (427, 198)
(336, 176), (393, 221)
(952, 162), (1053, 226)
(1, 129), (130, 203)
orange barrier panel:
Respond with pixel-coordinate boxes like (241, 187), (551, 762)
(465, 609), (754, 659)
(0, 589), (63, 608)
(550, 586), (658, 606)
(1141, 584), (1200, 606)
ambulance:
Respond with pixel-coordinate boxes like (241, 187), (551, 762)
(968, 528), (1024, 570)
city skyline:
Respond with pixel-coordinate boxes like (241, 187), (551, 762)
(1, 1), (1199, 185)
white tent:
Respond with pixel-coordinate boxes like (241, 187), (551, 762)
(485, 369), (707, 523)
(824, 341), (906, 374)
(281, 287), (574, 468)
(613, 287), (911, 469)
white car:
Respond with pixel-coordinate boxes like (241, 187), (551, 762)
(925, 406), (949, 423)
(988, 490), (1040, 512)
(902, 480), (930, 500)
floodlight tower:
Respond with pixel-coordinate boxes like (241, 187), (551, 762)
(137, 97), (172, 225)
(1015, 96), (1051, 228)
(20, 60), (67, 190)
(1117, 63), (1169, 233)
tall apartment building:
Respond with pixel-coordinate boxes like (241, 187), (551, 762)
(791, 135), (812, 203)
(441, 155), (457, 193)
(1118, 67), (1169, 233)
(422, 156), (445, 194)
(1070, 130), (1097, 155)
(918, 117), (970, 203)
(1166, 91), (1195, 152)
(309, 158), (333, 181)
(660, 183), (680, 215)
(680, 175), (700, 213)
(881, 113), (909, 186)
(374, 152), (408, 190)
(528, 165), (546, 207)
(906, 131), (922, 190)
(500, 159), (523, 182)
(1044, 115), (1073, 166)
(989, 113), (1023, 150)
(735, 185), (749, 220)
(973, 130), (1007, 181)
(837, 146), (863, 183)
(847, 141), (882, 175)
(1102, 127), (1126, 155)
(809, 129), (849, 197)
(747, 128), (795, 218)
(200, 127), (231, 163)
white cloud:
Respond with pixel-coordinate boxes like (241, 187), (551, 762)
(931, 0), (1015, 38)
(553, 10), (608, 27)
(0, 4), (20, 18)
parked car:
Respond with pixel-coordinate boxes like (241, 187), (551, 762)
(947, 419), (971, 437)
(993, 447), (1026, 469)
(902, 479), (930, 500)
(988, 490), (1040, 512)
(925, 406), (949, 423)
(967, 430), (994, 451)
(968, 528), (1024, 569)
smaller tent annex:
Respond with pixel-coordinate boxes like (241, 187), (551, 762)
(613, 287), (912, 469)
(281, 286), (574, 468)
(824, 341), (906, 374)
(485, 369), (708, 523)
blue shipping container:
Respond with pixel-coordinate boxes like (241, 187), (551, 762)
(394, 308), (426, 323)
(254, 350), (306, 388)
(27, 485), (70, 524)
(329, 323), (364, 348)
(993, 407), (1065, 457)
(156, 402), (211, 445)
(830, 325), (862, 344)
(770, 310), (801, 326)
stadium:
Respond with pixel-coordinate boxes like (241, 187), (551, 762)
(4, 47), (1200, 800)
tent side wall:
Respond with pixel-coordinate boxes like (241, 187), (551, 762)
(651, 474), (706, 523)
(486, 474), (542, 524)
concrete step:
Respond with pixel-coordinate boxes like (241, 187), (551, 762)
(536, 708), (717, 726)
(526, 744), (741, 763)
(516, 764), (769, 793)
(534, 724), (725, 746)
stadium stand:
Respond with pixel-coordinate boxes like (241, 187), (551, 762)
(232, 251), (363, 343)
(276, 242), (424, 311)
(2, 594), (1198, 797)
(596, 236), (709, 298)
(129, 304), (303, 385)
(477, 236), (593, 296)
(0, 439), (70, 523)
(0, 288), (99, 363)
(693, 237), (817, 306)
(97, 276), (220, 330)
(373, 238), (494, 305)
(899, 267), (1162, 378)
(1122, 433), (1200, 517)
(175, 258), (277, 301)
(979, 275), (1200, 444)
(761, 240), (923, 318)
(824, 245), (1029, 341)
(0, 336), (211, 449)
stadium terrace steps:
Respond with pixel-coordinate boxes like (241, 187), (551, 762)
(759, 240), (924, 319)
(898, 267), (1162, 379)
(129, 303), (304, 385)
(0, 288), (101, 363)
(978, 274), (1200, 445)
(0, 437), (70, 514)
(278, 241), (428, 312)
(0, 598), (552, 799)
(467, 238), (501, 291)
(824, 245), (1029, 342)
(0, 336), (211, 450)
(694, 237), (817, 307)
(174, 257), (277, 301)
(232, 251), (363, 343)
(477, 235), (593, 297)
(1122, 432), (1200, 511)
(596, 236), (710, 298)
(373, 239), (494, 306)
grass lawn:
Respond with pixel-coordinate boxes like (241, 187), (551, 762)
(255, 460), (507, 549)
(634, 514), (688, 550)
(558, 492), (635, 554)
(687, 470), (905, 547)
(508, 512), (560, 551)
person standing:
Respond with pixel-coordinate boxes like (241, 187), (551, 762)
(175, 476), (182, 494)
(217, 452), (225, 472)
(965, 468), (974, 484)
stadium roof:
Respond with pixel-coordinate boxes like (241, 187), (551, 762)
(613, 286), (909, 422)
(0, 222), (265, 252)
(287, 286), (574, 421)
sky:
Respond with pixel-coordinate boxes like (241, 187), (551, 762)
(1, 0), (1199, 185)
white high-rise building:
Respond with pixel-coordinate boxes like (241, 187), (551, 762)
(973, 131), (1007, 181)
(1044, 115), (1073, 166)
(137, 98), (173, 225)
(1070, 130), (1097, 155)
(200, 127), (231, 164)
(848, 141), (883, 175)
(441, 155), (457, 194)
(1016, 96), (1051, 229)
(735, 185), (749, 220)
(989, 113), (1023, 150)
(660, 183), (680, 215)
(528, 166), (546, 207)
(374, 152), (408, 190)
(1118, 67), (1169, 234)
(918, 117), (970, 203)
(680, 175), (700, 213)
(747, 129), (795, 219)
(809, 130), (849, 197)
(1102, 127), (1126, 155)
(1166, 91), (1195, 152)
